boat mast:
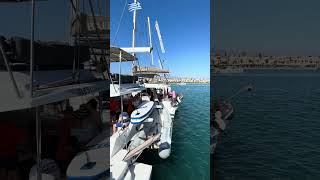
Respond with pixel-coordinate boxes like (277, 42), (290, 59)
(155, 20), (164, 69)
(29, 1), (42, 180)
(119, 51), (123, 113)
(132, 0), (137, 68)
(70, 0), (78, 79)
(35, 107), (41, 180)
(30, 0), (35, 97)
(147, 17), (154, 66)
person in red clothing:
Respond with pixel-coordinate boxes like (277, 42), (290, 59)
(127, 95), (134, 115)
(0, 121), (26, 180)
(109, 98), (120, 114)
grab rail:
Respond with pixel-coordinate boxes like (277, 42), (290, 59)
(0, 39), (22, 98)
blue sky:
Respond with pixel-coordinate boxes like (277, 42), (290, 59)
(110, 0), (210, 79)
(213, 0), (320, 56)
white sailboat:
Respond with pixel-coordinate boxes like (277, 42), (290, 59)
(136, 16), (184, 160)
(109, 36), (155, 180)
(110, 0), (183, 178)
(127, 3), (181, 160)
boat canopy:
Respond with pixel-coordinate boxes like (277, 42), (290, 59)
(110, 47), (136, 62)
(110, 83), (145, 98)
(0, 70), (109, 112)
(133, 67), (170, 76)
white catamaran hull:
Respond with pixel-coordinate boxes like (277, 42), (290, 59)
(162, 100), (178, 119)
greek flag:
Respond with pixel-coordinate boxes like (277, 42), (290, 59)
(128, 2), (142, 12)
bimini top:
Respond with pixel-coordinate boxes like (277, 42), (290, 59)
(0, 70), (109, 112)
(110, 83), (145, 98)
(133, 67), (170, 76)
(110, 47), (136, 62)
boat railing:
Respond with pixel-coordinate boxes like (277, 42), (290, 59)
(0, 38), (22, 98)
(0, 1), (109, 180)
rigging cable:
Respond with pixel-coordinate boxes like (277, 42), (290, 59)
(112, 0), (128, 45)
(135, 8), (155, 68)
(88, 0), (108, 79)
(138, 1), (169, 81)
(140, 7), (165, 69)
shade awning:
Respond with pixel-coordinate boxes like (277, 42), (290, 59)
(133, 67), (170, 75)
(110, 47), (136, 62)
(110, 83), (145, 97)
(120, 47), (152, 54)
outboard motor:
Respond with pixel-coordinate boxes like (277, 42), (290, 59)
(158, 142), (171, 159)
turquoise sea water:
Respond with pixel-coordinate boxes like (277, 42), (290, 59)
(138, 84), (210, 180)
(212, 70), (320, 180)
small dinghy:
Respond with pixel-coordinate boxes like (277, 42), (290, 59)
(158, 108), (173, 159)
(130, 101), (154, 124)
(177, 94), (183, 104)
(67, 131), (109, 180)
(210, 100), (234, 155)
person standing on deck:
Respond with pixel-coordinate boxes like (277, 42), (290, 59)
(132, 93), (141, 108)
(110, 99), (120, 135)
(110, 99), (120, 115)
(172, 91), (177, 103)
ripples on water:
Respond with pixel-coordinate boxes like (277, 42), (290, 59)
(150, 84), (210, 180)
(212, 70), (320, 179)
